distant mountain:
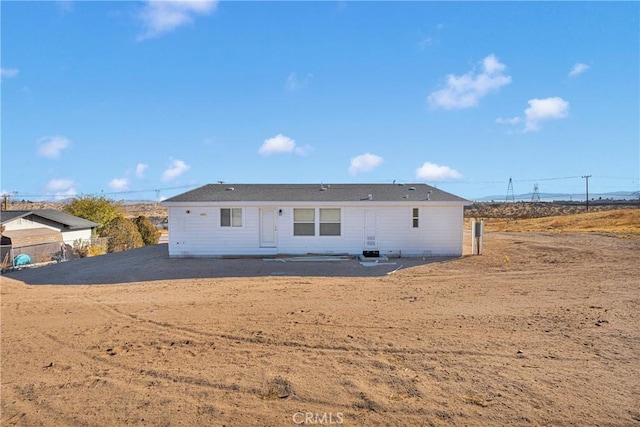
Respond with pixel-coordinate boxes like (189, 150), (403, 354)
(474, 191), (639, 202)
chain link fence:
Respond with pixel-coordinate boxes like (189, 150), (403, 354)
(1, 237), (110, 270)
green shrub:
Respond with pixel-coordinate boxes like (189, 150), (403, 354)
(134, 215), (161, 246)
(64, 196), (124, 235)
(99, 217), (144, 253)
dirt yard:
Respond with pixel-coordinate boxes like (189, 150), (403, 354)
(1, 231), (639, 426)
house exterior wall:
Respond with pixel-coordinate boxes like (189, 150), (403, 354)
(166, 203), (464, 258)
(60, 229), (93, 245)
(3, 217), (93, 245)
(3, 217), (63, 232)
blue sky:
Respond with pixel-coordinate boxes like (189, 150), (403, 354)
(1, 1), (638, 201)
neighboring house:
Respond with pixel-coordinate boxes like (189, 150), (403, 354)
(1, 209), (99, 247)
(162, 183), (470, 258)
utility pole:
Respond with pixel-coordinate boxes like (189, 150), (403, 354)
(582, 175), (592, 211)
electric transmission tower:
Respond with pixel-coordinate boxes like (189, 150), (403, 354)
(531, 183), (541, 202)
(506, 178), (515, 202)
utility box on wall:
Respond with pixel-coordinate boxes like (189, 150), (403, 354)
(471, 220), (484, 255)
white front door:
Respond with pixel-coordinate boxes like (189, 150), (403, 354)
(260, 209), (277, 248)
(364, 210), (378, 249)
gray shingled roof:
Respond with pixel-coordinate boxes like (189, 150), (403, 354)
(163, 183), (468, 203)
(1, 209), (99, 230)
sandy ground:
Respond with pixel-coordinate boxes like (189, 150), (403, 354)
(1, 232), (639, 426)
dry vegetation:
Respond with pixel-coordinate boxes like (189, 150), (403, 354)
(479, 208), (640, 233)
(6, 201), (167, 219)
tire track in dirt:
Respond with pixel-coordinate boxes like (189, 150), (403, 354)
(65, 298), (478, 413)
(36, 330), (372, 411)
(3, 381), (90, 427)
(39, 328), (244, 395)
(82, 297), (540, 361)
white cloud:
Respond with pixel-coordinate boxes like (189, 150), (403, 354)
(46, 179), (77, 200)
(36, 135), (70, 159)
(161, 159), (190, 181)
(496, 116), (522, 125)
(286, 72), (313, 91)
(137, 0), (217, 41)
(0, 67), (19, 82)
(108, 178), (129, 191)
(428, 54), (512, 110)
(569, 63), (590, 78)
(415, 162), (462, 182)
(46, 178), (75, 192)
(348, 153), (383, 176)
(259, 134), (299, 155)
(52, 188), (77, 200)
(136, 163), (149, 178)
(524, 97), (570, 132)
(294, 145), (313, 157)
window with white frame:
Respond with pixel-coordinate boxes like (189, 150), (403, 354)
(319, 208), (341, 236)
(293, 208), (315, 236)
(221, 208), (242, 227)
(412, 208), (419, 228)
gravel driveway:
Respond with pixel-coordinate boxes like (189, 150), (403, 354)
(3, 244), (448, 285)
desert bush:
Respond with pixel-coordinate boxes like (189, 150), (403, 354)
(89, 238), (108, 256)
(64, 196), (124, 235)
(134, 215), (161, 246)
(99, 217), (144, 253)
(72, 239), (91, 258)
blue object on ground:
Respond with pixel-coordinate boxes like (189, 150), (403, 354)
(14, 254), (31, 266)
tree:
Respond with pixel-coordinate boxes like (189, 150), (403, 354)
(99, 217), (144, 253)
(64, 196), (123, 234)
(134, 215), (160, 246)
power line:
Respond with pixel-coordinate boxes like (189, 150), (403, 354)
(3, 184), (199, 200)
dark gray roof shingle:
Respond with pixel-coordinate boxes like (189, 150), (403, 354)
(163, 183), (468, 203)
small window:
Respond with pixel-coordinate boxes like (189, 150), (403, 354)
(221, 208), (242, 227)
(294, 208), (315, 236)
(412, 208), (419, 228)
(320, 208), (341, 236)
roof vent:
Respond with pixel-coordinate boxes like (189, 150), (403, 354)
(403, 195), (409, 199)
(426, 191), (432, 201)
(409, 187), (416, 191)
(367, 194), (373, 200)
(320, 186), (327, 191)
(226, 187), (235, 191)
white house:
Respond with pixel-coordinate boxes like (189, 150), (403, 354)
(162, 183), (470, 258)
(1, 209), (99, 246)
